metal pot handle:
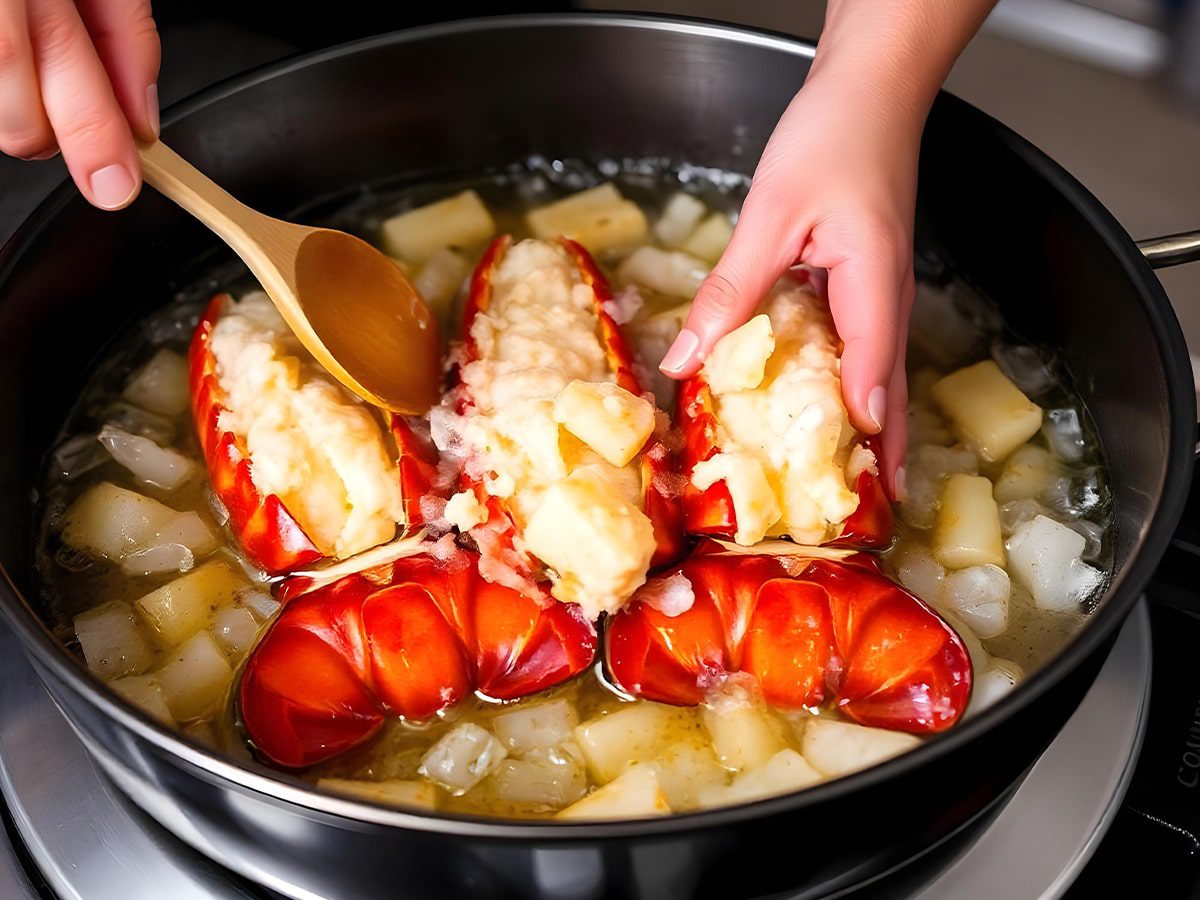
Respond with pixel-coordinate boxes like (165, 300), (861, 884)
(1137, 230), (1200, 269)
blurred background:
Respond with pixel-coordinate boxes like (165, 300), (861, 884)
(3, 0), (1198, 366)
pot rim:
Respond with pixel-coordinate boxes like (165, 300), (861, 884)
(0, 11), (1193, 841)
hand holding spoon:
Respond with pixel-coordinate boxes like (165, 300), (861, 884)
(136, 140), (441, 414)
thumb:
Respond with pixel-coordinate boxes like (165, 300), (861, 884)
(658, 199), (801, 379)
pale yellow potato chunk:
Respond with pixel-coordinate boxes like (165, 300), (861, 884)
(993, 443), (1060, 505)
(556, 765), (670, 820)
(802, 719), (921, 778)
(615, 246), (708, 299)
(74, 602), (154, 681)
(156, 631), (233, 721)
(652, 740), (728, 810)
(318, 778), (439, 810)
(135, 561), (248, 646)
(552, 380), (655, 467)
(681, 212), (734, 263)
(931, 361), (1043, 463)
(525, 184), (649, 256)
(413, 247), (470, 319)
(653, 192), (707, 247)
(573, 702), (681, 784)
(380, 190), (495, 263)
(61, 482), (178, 560)
(109, 675), (175, 726)
(122, 349), (189, 416)
(704, 314), (775, 395)
(932, 474), (1005, 569)
(698, 749), (823, 807)
(702, 681), (785, 771)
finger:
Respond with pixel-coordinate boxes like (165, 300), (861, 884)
(28, 0), (140, 210)
(76, 0), (160, 140)
(659, 192), (803, 379)
(808, 222), (906, 435)
(881, 275), (914, 500)
(0, 1), (55, 159)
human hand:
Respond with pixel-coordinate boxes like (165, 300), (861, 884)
(658, 74), (919, 498)
(0, 0), (160, 209)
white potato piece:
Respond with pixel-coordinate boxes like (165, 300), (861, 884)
(381, 190), (495, 263)
(119, 544), (195, 578)
(802, 719), (922, 778)
(702, 680), (785, 772)
(892, 544), (946, 604)
(109, 674), (174, 725)
(899, 443), (979, 530)
(98, 425), (195, 490)
(654, 192), (707, 247)
(942, 565), (1010, 639)
(703, 314), (775, 395)
(574, 702), (681, 784)
(552, 380), (655, 467)
(932, 474), (1005, 569)
(154, 511), (219, 557)
(525, 184), (649, 256)
(241, 590), (281, 623)
(74, 603), (154, 681)
(489, 747), (588, 809)
(652, 740), (727, 811)
(61, 482), (177, 560)
(699, 749), (823, 808)
(318, 778), (439, 810)
(616, 246), (708, 299)
(492, 698), (579, 753)
(931, 361), (1043, 463)
(1006, 514), (1105, 611)
(135, 561), (247, 646)
(556, 764), (670, 820)
(210, 606), (259, 658)
(413, 247), (470, 319)
(156, 631), (233, 721)
(993, 443), (1060, 505)
(681, 212), (734, 263)
(122, 349), (189, 416)
(966, 659), (1024, 718)
(419, 723), (507, 795)
(120, 512), (219, 577)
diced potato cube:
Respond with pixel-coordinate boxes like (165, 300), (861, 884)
(492, 698), (579, 753)
(318, 778), (439, 810)
(241, 590), (281, 623)
(942, 565), (1010, 638)
(691, 451), (782, 546)
(61, 482), (178, 560)
(122, 349), (189, 416)
(652, 740), (727, 811)
(489, 747), (588, 809)
(556, 764), (670, 820)
(210, 606), (259, 658)
(892, 544), (946, 604)
(681, 212), (734, 263)
(156, 631), (233, 721)
(75, 603), (153, 680)
(698, 749), (823, 808)
(654, 192), (707, 247)
(932, 474), (1005, 569)
(381, 190), (495, 263)
(98, 425), (195, 490)
(1006, 514), (1105, 611)
(993, 443), (1059, 505)
(704, 314), (775, 395)
(413, 247), (470, 320)
(574, 702), (681, 784)
(118, 511), (219, 578)
(155, 511), (219, 557)
(552, 380), (655, 467)
(615, 246), (708, 299)
(525, 184), (649, 256)
(701, 680), (785, 771)
(802, 718), (921, 778)
(966, 659), (1023, 717)
(135, 561), (247, 646)
(119, 543), (195, 578)
(109, 674), (174, 725)
(931, 361), (1043, 463)
(419, 723), (507, 794)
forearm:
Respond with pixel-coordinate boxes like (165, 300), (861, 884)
(808, 0), (997, 132)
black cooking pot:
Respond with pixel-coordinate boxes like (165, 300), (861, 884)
(0, 15), (1195, 900)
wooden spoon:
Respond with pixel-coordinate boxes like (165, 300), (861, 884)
(136, 140), (441, 415)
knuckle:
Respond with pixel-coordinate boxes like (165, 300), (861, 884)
(696, 271), (742, 318)
(31, 7), (84, 65)
(1, 131), (54, 160)
(0, 30), (25, 73)
(55, 108), (116, 149)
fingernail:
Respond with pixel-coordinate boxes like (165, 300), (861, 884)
(867, 386), (887, 432)
(29, 147), (59, 161)
(89, 164), (137, 210)
(894, 466), (907, 502)
(146, 83), (160, 138)
(660, 328), (700, 374)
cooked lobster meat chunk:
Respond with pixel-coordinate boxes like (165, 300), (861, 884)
(605, 548), (972, 733)
(189, 292), (409, 573)
(239, 548), (598, 768)
(436, 236), (682, 619)
(679, 278), (891, 548)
